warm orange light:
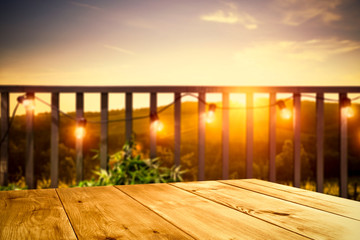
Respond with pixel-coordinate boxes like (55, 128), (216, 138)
(277, 100), (291, 119)
(206, 104), (216, 123)
(75, 126), (86, 139)
(150, 112), (163, 132)
(341, 97), (354, 118)
(154, 120), (164, 132)
(281, 108), (292, 119)
(22, 99), (35, 110)
(17, 95), (35, 110)
(345, 107), (354, 118)
(75, 118), (87, 139)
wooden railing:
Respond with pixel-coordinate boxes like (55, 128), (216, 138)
(1, 85), (359, 198)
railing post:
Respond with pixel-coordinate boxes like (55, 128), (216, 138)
(222, 92), (229, 180)
(125, 92), (133, 143)
(339, 93), (348, 198)
(246, 92), (253, 178)
(25, 92), (35, 189)
(316, 92), (324, 193)
(0, 92), (9, 186)
(100, 92), (108, 170)
(269, 93), (276, 182)
(150, 92), (157, 159)
(293, 93), (301, 188)
(198, 92), (206, 181)
(174, 92), (181, 167)
(76, 92), (84, 183)
(50, 92), (59, 188)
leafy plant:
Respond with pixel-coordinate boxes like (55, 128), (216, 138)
(77, 141), (187, 187)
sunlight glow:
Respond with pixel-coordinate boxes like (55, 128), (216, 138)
(206, 104), (216, 123)
(75, 118), (87, 139)
(75, 126), (86, 139)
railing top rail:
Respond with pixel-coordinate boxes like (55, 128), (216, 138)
(1, 85), (360, 93)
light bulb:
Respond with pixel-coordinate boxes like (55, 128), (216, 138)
(23, 99), (35, 110)
(206, 111), (215, 123)
(75, 126), (86, 139)
(156, 120), (164, 132)
(206, 104), (216, 123)
(281, 108), (292, 119)
(75, 118), (87, 139)
(345, 107), (354, 118)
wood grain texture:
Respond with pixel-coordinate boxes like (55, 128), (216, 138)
(116, 183), (307, 240)
(223, 179), (360, 221)
(0, 189), (76, 239)
(56, 186), (192, 240)
(172, 181), (360, 240)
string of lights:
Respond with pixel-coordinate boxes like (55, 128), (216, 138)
(0, 91), (358, 144)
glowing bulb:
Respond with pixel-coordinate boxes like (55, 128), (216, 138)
(17, 95), (35, 110)
(277, 100), (291, 119)
(155, 120), (164, 132)
(281, 108), (292, 119)
(206, 104), (216, 123)
(206, 111), (215, 123)
(23, 99), (35, 110)
(75, 126), (86, 139)
(150, 112), (163, 132)
(75, 118), (87, 139)
(345, 107), (354, 118)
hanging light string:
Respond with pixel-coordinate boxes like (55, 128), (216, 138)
(26, 92), (360, 124)
(0, 91), (356, 144)
(300, 93), (360, 102)
(184, 93), (293, 110)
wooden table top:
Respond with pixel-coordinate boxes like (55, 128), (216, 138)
(1, 179), (360, 239)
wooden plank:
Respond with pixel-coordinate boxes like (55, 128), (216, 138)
(100, 92), (108, 170)
(0, 189), (76, 239)
(174, 92), (181, 167)
(269, 92), (276, 182)
(198, 92), (205, 181)
(50, 92), (59, 188)
(316, 92), (324, 193)
(339, 93), (348, 198)
(246, 92), (253, 178)
(125, 92), (133, 142)
(0, 92), (9, 186)
(76, 92), (84, 183)
(172, 181), (360, 239)
(116, 184), (306, 239)
(56, 186), (192, 239)
(25, 92), (35, 189)
(293, 93), (301, 187)
(150, 92), (157, 159)
(2, 85), (360, 94)
(223, 179), (360, 221)
(222, 92), (229, 180)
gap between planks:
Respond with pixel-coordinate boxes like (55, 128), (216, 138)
(219, 179), (360, 221)
(111, 185), (197, 240)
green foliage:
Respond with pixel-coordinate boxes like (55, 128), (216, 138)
(0, 177), (27, 191)
(76, 141), (186, 187)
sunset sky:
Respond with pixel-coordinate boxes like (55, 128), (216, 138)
(1, 0), (360, 87)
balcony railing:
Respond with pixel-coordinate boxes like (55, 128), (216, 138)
(1, 85), (359, 198)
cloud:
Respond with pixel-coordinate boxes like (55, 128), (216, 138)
(200, 2), (258, 29)
(275, 0), (342, 26)
(234, 38), (360, 63)
(70, 1), (102, 11)
(103, 45), (135, 55)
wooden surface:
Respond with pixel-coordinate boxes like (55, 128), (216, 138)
(1, 179), (360, 239)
